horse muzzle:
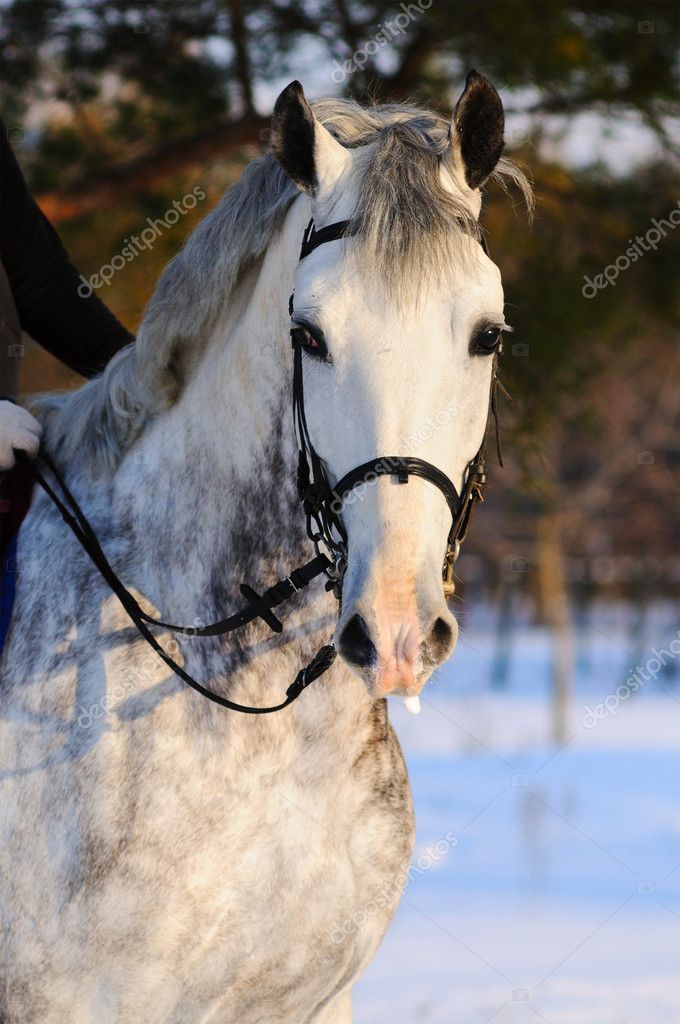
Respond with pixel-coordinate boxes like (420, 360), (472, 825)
(336, 592), (458, 697)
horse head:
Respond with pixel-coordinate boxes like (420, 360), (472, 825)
(271, 74), (514, 700)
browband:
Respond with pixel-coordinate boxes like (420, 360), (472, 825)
(299, 218), (489, 260)
(299, 218), (357, 260)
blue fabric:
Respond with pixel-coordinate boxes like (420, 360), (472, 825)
(0, 533), (18, 654)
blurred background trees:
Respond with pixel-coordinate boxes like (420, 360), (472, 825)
(1, 0), (678, 736)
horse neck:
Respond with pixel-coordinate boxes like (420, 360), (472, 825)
(127, 201), (310, 588)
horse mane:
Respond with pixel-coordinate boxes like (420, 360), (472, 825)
(38, 97), (533, 475)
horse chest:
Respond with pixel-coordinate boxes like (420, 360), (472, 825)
(1, 678), (413, 1023)
(1, 526), (414, 1021)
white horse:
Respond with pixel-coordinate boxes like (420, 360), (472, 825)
(0, 74), (530, 1022)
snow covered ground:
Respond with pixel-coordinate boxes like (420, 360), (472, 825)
(353, 604), (680, 1023)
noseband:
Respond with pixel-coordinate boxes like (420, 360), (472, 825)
(18, 217), (499, 714)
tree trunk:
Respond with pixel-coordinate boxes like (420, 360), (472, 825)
(226, 0), (255, 117)
(536, 512), (574, 744)
(490, 579), (514, 690)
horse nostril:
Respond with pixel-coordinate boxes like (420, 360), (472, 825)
(337, 614), (377, 669)
(423, 616), (455, 665)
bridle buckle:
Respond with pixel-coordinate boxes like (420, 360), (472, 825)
(443, 539), (461, 599)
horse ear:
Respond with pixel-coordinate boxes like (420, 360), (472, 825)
(271, 80), (351, 197)
(451, 70), (505, 189)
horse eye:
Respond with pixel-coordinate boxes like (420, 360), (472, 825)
(291, 323), (328, 360)
(470, 326), (502, 355)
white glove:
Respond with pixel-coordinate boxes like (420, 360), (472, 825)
(0, 399), (42, 471)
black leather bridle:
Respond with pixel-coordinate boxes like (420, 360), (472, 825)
(290, 217), (492, 603)
(15, 216), (499, 714)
